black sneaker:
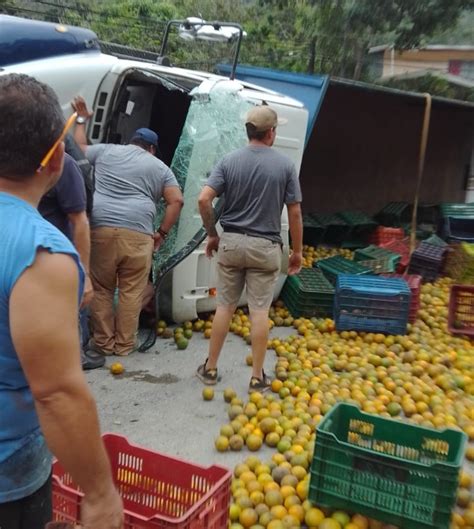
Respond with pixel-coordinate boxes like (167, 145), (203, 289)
(196, 359), (218, 385)
(248, 370), (271, 394)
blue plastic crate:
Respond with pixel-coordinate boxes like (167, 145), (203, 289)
(335, 275), (411, 335)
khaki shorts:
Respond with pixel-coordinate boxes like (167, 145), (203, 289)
(216, 232), (282, 311)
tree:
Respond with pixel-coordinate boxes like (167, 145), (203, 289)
(342, 0), (473, 79)
(5, 0), (473, 85)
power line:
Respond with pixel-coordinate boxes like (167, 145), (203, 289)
(3, 4), (458, 78)
(31, 0), (168, 29)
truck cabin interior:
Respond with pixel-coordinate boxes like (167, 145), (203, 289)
(104, 69), (196, 166)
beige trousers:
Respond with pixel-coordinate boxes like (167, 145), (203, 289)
(90, 227), (153, 355)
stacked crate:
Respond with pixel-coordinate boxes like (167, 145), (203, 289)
(303, 214), (326, 247)
(316, 255), (372, 285)
(375, 202), (412, 228)
(338, 211), (377, 246)
(408, 241), (448, 282)
(280, 267), (335, 318)
(334, 274), (411, 335)
(311, 213), (350, 244)
(439, 203), (474, 243)
(379, 237), (411, 273)
(354, 245), (401, 274)
(448, 285), (474, 336)
(383, 273), (422, 323)
(368, 226), (404, 245)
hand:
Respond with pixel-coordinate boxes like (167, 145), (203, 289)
(205, 235), (220, 258)
(153, 232), (164, 250)
(80, 486), (124, 529)
(288, 251), (302, 276)
(80, 275), (94, 308)
(72, 96), (94, 120)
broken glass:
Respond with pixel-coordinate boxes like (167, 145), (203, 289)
(153, 79), (253, 279)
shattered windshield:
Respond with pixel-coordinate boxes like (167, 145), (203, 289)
(153, 80), (253, 279)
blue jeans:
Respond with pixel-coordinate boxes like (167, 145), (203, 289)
(79, 307), (90, 350)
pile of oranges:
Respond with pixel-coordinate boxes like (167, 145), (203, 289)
(199, 273), (474, 529)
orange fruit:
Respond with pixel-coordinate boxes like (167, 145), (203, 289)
(110, 362), (124, 375)
(305, 507), (325, 527)
(246, 434), (263, 452)
(202, 387), (214, 400)
(214, 436), (229, 452)
(351, 514), (369, 529)
(239, 507), (258, 528)
(265, 490), (283, 507)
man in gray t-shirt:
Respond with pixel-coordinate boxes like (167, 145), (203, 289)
(72, 96), (183, 356)
(197, 105), (303, 393)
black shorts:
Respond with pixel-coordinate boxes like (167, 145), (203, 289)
(0, 473), (52, 529)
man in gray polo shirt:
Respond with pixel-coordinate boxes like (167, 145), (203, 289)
(197, 105), (303, 393)
(72, 96), (183, 357)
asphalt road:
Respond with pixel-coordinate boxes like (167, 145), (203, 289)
(84, 326), (288, 472)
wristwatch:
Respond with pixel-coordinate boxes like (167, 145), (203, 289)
(76, 115), (88, 125)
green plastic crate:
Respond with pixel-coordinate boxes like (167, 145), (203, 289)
(375, 202), (412, 227)
(312, 213), (350, 244)
(401, 222), (436, 240)
(357, 258), (397, 274)
(354, 245), (401, 268)
(424, 234), (449, 247)
(281, 289), (333, 318)
(303, 215), (326, 246)
(316, 256), (372, 284)
(309, 403), (467, 529)
(280, 268), (334, 318)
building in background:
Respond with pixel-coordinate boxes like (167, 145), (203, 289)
(369, 45), (474, 81)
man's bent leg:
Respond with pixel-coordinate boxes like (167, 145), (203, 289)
(246, 237), (281, 391)
(115, 230), (153, 356)
(206, 304), (236, 370)
(197, 233), (245, 384)
(249, 308), (271, 379)
(89, 228), (119, 354)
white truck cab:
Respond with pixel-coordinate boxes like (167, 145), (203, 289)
(1, 15), (308, 322)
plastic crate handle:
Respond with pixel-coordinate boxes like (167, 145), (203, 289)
(188, 501), (216, 529)
(339, 285), (406, 295)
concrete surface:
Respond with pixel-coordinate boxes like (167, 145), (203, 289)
(85, 326), (290, 472)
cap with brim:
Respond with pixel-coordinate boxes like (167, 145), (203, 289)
(131, 127), (158, 146)
(245, 106), (287, 132)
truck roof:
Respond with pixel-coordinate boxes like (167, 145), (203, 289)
(0, 15), (100, 66)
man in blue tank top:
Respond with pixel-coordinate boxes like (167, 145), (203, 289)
(0, 74), (123, 528)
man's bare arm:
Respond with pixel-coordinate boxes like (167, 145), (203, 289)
(198, 185), (218, 237)
(287, 202), (303, 275)
(71, 96), (93, 153)
(10, 251), (122, 528)
(68, 211), (90, 272)
(68, 211), (93, 306)
(159, 186), (184, 234)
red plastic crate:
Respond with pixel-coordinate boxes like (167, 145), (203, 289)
(52, 434), (232, 529)
(448, 285), (474, 336)
(382, 273), (421, 323)
(380, 237), (411, 272)
(368, 226), (404, 245)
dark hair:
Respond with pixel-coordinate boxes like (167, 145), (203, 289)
(0, 74), (64, 180)
(245, 123), (269, 141)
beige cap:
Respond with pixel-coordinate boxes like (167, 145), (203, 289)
(246, 105), (280, 132)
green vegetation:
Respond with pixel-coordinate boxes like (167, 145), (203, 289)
(3, 1), (473, 100)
